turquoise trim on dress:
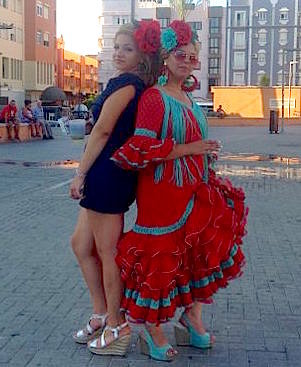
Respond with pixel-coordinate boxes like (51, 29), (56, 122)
(133, 196), (195, 235)
(135, 128), (157, 138)
(154, 88), (209, 186)
(123, 244), (240, 310)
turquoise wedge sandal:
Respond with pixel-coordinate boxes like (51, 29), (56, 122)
(139, 328), (177, 362)
(174, 313), (213, 349)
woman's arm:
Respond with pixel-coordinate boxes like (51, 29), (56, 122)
(166, 139), (221, 160)
(69, 85), (135, 199)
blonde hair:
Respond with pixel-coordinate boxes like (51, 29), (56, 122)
(114, 23), (161, 86)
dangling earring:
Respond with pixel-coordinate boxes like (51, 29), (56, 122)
(158, 62), (168, 86)
(182, 74), (198, 92)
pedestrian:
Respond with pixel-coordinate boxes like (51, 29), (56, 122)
(112, 20), (248, 361)
(217, 104), (226, 119)
(69, 20), (161, 356)
(0, 99), (20, 140)
(32, 100), (54, 139)
(20, 100), (42, 138)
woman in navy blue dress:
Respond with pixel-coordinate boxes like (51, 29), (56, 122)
(69, 21), (161, 355)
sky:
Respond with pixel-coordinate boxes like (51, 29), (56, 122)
(56, 0), (227, 55)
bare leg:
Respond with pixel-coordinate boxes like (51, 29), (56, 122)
(86, 210), (130, 342)
(185, 302), (215, 342)
(14, 123), (19, 139)
(6, 123), (12, 139)
(71, 208), (107, 325)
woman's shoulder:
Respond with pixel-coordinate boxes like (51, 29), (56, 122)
(140, 86), (162, 101)
(138, 87), (164, 116)
(110, 72), (145, 89)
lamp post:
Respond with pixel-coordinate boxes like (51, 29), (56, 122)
(130, 0), (135, 22)
(288, 60), (298, 119)
(280, 48), (301, 133)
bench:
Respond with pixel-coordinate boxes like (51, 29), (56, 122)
(0, 123), (43, 142)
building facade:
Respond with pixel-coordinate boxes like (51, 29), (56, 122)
(98, 0), (211, 100)
(57, 36), (99, 106)
(226, 0), (301, 87)
(208, 6), (226, 97)
(24, 0), (56, 101)
(0, 0), (24, 106)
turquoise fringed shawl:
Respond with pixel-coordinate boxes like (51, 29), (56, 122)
(154, 88), (209, 186)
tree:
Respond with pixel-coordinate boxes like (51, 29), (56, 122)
(259, 74), (270, 87)
(168, 1), (204, 20)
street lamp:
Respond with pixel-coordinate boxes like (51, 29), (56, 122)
(288, 60), (298, 119)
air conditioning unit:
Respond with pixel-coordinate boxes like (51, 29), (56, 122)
(254, 33), (259, 38)
(254, 12), (258, 17)
(253, 53), (258, 58)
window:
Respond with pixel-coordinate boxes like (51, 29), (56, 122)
(233, 72), (245, 85)
(44, 5), (49, 19)
(209, 58), (220, 75)
(257, 71), (265, 85)
(0, 0), (8, 8)
(36, 31), (42, 44)
(233, 51), (245, 69)
(257, 8), (267, 23)
(209, 38), (219, 55)
(10, 58), (22, 80)
(36, 1), (43, 17)
(2, 57), (9, 79)
(188, 22), (202, 31)
(279, 29), (288, 46)
(209, 58), (219, 68)
(43, 32), (49, 47)
(112, 16), (129, 25)
(209, 18), (219, 33)
(258, 50), (266, 66)
(258, 29), (267, 46)
(234, 32), (245, 49)
(235, 11), (246, 27)
(10, 29), (16, 42)
(159, 18), (170, 29)
(279, 8), (289, 23)
(278, 50), (287, 66)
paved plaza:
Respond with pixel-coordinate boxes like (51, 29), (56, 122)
(1, 125), (301, 367)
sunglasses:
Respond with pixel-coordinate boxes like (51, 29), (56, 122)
(173, 50), (198, 65)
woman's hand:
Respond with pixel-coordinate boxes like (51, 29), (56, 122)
(187, 139), (222, 156)
(69, 175), (85, 200)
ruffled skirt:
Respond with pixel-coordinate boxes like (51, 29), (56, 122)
(116, 170), (248, 324)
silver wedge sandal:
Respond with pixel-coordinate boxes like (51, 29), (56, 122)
(88, 321), (131, 356)
(72, 313), (107, 344)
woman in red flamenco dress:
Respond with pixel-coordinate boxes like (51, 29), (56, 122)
(112, 20), (248, 361)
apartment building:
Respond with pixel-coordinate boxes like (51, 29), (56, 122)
(208, 6), (226, 97)
(186, 2), (209, 100)
(24, 0), (56, 101)
(57, 36), (99, 105)
(0, 0), (24, 106)
(226, 0), (301, 86)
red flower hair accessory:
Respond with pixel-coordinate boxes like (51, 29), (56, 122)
(170, 20), (192, 47)
(134, 20), (161, 54)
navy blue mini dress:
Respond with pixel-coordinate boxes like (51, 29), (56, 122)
(80, 73), (145, 214)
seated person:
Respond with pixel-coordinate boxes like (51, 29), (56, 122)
(20, 100), (42, 137)
(0, 99), (20, 140)
(217, 104), (226, 119)
(32, 100), (54, 139)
